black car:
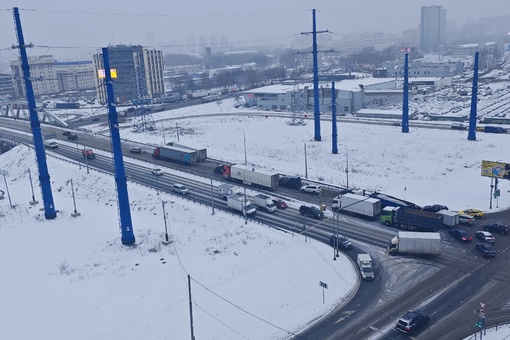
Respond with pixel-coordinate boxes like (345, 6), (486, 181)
(475, 243), (496, 258)
(67, 134), (78, 140)
(422, 204), (449, 213)
(62, 131), (72, 136)
(449, 229), (473, 243)
(396, 310), (430, 334)
(329, 235), (352, 250)
(299, 205), (324, 219)
(483, 223), (509, 235)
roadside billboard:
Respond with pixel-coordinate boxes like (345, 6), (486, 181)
(481, 160), (510, 180)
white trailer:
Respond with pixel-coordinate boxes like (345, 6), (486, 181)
(227, 193), (257, 216)
(218, 183), (236, 200)
(388, 231), (441, 256)
(229, 164), (279, 190)
(252, 194), (277, 212)
(332, 193), (381, 218)
(437, 210), (459, 227)
(356, 254), (374, 280)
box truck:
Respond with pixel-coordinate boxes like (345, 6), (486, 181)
(388, 231), (441, 256)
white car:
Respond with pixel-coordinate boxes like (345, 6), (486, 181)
(300, 184), (322, 194)
(172, 184), (189, 195)
(151, 168), (164, 176)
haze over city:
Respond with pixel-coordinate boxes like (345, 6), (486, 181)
(1, 1), (509, 63)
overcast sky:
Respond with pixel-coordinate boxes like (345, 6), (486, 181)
(1, 1), (509, 62)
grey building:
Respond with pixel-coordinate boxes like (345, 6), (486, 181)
(420, 5), (446, 52)
(0, 73), (15, 100)
(93, 45), (165, 104)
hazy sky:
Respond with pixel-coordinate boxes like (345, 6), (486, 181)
(1, 1), (509, 62)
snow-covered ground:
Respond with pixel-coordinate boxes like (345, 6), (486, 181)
(1, 90), (510, 339)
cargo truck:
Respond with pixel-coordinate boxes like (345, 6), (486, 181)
(437, 210), (459, 227)
(152, 145), (198, 165)
(252, 194), (277, 212)
(223, 164), (279, 190)
(81, 149), (96, 159)
(227, 192), (257, 216)
(332, 193), (381, 218)
(165, 142), (207, 162)
(279, 176), (302, 189)
(388, 231), (441, 256)
(357, 254), (374, 280)
(380, 206), (443, 232)
(218, 183), (236, 200)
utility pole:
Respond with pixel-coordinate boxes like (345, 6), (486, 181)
(301, 9), (328, 141)
(102, 47), (135, 246)
(12, 7), (56, 219)
(468, 52), (479, 141)
(402, 52), (409, 133)
(331, 81), (338, 154)
(162, 201), (171, 245)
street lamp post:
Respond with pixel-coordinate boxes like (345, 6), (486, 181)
(162, 200), (171, 245)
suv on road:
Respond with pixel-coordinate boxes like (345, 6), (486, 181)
(172, 184), (189, 195)
(483, 223), (509, 235)
(300, 184), (322, 194)
(151, 168), (164, 176)
(396, 310), (430, 334)
(130, 147), (142, 154)
(299, 205), (324, 219)
(475, 231), (495, 244)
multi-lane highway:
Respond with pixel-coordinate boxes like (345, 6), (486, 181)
(1, 116), (509, 340)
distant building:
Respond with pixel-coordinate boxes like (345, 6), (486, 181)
(242, 77), (399, 113)
(10, 55), (95, 99)
(92, 45), (165, 104)
(54, 61), (95, 92)
(420, 5), (447, 52)
(11, 55), (59, 98)
(0, 73), (15, 100)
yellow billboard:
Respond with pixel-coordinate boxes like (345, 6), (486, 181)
(481, 160), (510, 180)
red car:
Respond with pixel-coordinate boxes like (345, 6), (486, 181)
(272, 198), (288, 209)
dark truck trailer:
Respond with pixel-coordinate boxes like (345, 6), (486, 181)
(279, 176), (302, 190)
(380, 206), (443, 232)
(370, 192), (420, 209)
(55, 102), (80, 109)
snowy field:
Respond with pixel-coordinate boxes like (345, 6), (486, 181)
(1, 96), (510, 339)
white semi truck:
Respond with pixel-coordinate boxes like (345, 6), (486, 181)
(388, 231), (441, 256)
(332, 193), (381, 218)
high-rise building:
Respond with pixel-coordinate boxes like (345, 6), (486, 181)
(420, 5), (447, 52)
(92, 44), (165, 104)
